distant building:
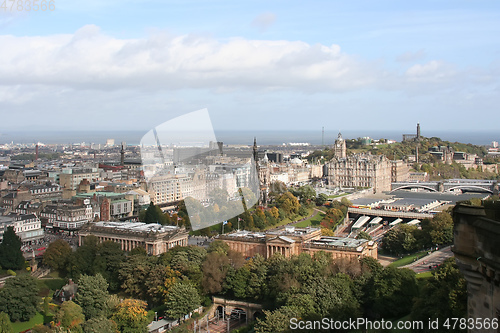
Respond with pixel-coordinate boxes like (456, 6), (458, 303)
(326, 133), (394, 193)
(59, 168), (100, 191)
(408, 172), (429, 182)
(78, 221), (189, 255)
(148, 174), (193, 205)
(327, 154), (392, 193)
(54, 279), (78, 303)
(50, 200), (93, 232)
(333, 132), (347, 159)
(391, 160), (410, 183)
(0, 214), (44, 244)
(218, 226), (377, 260)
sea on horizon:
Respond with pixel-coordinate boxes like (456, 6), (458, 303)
(0, 129), (498, 146)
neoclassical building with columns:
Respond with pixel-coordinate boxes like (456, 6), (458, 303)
(78, 221), (189, 255)
(218, 226), (377, 260)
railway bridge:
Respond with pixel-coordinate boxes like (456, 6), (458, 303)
(391, 179), (497, 194)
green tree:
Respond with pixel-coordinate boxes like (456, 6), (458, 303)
(276, 192), (300, 217)
(42, 239), (72, 272)
(269, 181), (287, 198)
(255, 306), (300, 333)
(75, 273), (110, 320)
(298, 204), (309, 217)
(55, 300), (85, 331)
(340, 197), (352, 207)
(315, 193), (328, 206)
(245, 254), (268, 301)
(145, 265), (181, 306)
(292, 185), (316, 204)
(119, 254), (155, 300)
(111, 299), (149, 333)
(144, 201), (168, 224)
(411, 258), (467, 332)
(202, 251), (230, 295)
(67, 235), (99, 279)
(83, 316), (118, 333)
(93, 240), (125, 291)
(321, 207), (344, 229)
(165, 282), (201, 320)
(0, 312), (13, 333)
(225, 265), (251, 299)
(370, 267), (419, 318)
(312, 274), (361, 320)
(0, 275), (39, 322)
(207, 240), (229, 255)
(382, 224), (419, 254)
(426, 212), (454, 245)
(0, 226), (24, 270)
(356, 231), (372, 241)
(253, 207), (267, 229)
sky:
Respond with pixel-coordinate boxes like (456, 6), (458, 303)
(0, 0), (499, 136)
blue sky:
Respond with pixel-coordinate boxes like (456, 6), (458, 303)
(0, 0), (499, 135)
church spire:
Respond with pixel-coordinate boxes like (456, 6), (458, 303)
(253, 137), (258, 163)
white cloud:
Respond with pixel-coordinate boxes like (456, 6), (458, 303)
(0, 25), (381, 93)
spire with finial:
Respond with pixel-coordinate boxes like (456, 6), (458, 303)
(253, 137), (258, 163)
(120, 142), (126, 166)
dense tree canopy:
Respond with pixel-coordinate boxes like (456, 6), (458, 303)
(382, 212), (454, 255)
(165, 282), (201, 320)
(55, 300), (85, 331)
(83, 316), (118, 333)
(0, 275), (40, 322)
(43, 239), (72, 272)
(0, 226), (24, 270)
(411, 258), (467, 332)
(0, 312), (13, 333)
(76, 273), (110, 320)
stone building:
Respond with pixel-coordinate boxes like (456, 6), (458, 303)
(0, 214), (44, 244)
(333, 132), (347, 159)
(391, 160), (410, 183)
(59, 168), (100, 191)
(453, 203), (500, 332)
(218, 226), (377, 260)
(78, 221), (189, 255)
(327, 153), (392, 193)
(326, 133), (393, 193)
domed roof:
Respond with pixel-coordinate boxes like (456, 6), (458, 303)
(290, 157), (303, 165)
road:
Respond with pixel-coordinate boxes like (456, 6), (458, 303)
(400, 246), (453, 273)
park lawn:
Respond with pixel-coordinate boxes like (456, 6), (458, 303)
(46, 270), (61, 279)
(327, 193), (349, 199)
(11, 312), (44, 333)
(416, 271), (433, 279)
(388, 251), (429, 268)
(264, 208), (313, 230)
(40, 278), (66, 292)
(293, 210), (324, 227)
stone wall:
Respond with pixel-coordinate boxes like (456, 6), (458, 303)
(452, 203), (500, 332)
